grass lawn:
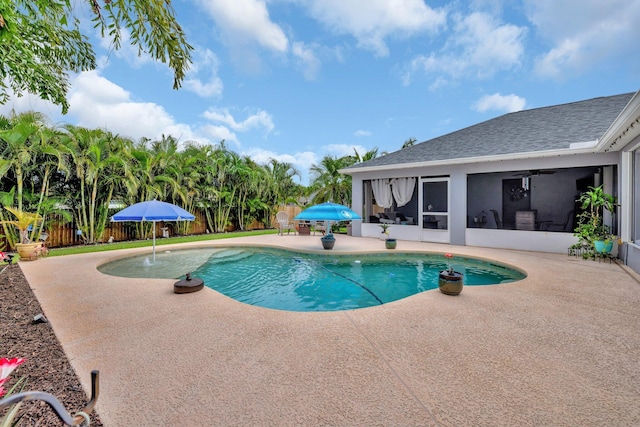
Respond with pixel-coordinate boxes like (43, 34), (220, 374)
(47, 229), (278, 257)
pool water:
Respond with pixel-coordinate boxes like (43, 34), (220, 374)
(98, 248), (221, 279)
(99, 247), (525, 312)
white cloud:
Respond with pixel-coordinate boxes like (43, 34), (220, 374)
(525, 0), (640, 79)
(292, 42), (321, 80)
(202, 108), (274, 134)
(354, 130), (372, 137)
(0, 88), (62, 119)
(65, 71), (202, 143)
(403, 12), (526, 85)
(183, 48), (224, 98)
(323, 143), (368, 157)
(0, 70), (214, 147)
(305, 0), (446, 57)
(243, 147), (316, 183)
(199, 124), (238, 145)
(473, 93), (526, 113)
(194, 0), (288, 52)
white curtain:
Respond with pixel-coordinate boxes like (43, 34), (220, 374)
(371, 179), (394, 208)
(391, 177), (416, 207)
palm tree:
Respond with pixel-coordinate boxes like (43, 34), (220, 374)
(354, 147), (379, 163)
(402, 137), (417, 149)
(0, 111), (49, 211)
(0, 112), (72, 244)
(64, 125), (134, 243)
(266, 159), (302, 203)
(309, 155), (357, 205)
(29, 126), (72, 239)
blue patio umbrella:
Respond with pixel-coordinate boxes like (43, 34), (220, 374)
(294, 202), (361, 235)
(111, 200), (195, 261)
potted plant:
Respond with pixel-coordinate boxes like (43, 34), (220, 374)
(379, 223), (397, 249)
(438, 253), (463, 295)
(320, 233), (335, 250)
(0, 207), (43, 260)
(574, 185), (618, 256)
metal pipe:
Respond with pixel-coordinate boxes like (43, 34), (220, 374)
(0, 370), (99, 426)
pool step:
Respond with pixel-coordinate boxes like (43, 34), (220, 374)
(207, 249), (254, 264)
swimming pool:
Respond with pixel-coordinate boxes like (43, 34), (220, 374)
(98, 247), (526, 312)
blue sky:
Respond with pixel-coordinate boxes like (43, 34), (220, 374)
(2, 0), (639, 184)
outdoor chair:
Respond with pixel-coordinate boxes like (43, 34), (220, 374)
(276, 211), (296, 235)
(312, 220), (327, 235)
(490, 209), (503, 229)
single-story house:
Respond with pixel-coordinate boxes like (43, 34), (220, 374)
(343, 90), (640, 274)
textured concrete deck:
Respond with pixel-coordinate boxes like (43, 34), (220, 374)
(19, 235), (640, 426)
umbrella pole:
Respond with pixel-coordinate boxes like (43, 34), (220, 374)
(152, 220), (156, 262)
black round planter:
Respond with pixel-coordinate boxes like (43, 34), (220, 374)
(438, 270), (464, 295)
(321, 237), (335, 250)
(174, 272), (204, 294)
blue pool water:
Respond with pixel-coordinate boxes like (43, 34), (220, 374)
(99, 247), (525, 312)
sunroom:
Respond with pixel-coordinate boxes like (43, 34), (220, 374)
(344, 91), (638, 261)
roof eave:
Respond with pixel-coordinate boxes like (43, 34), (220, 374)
(341, 146), (599, 175)
(596, 90), (640, 152)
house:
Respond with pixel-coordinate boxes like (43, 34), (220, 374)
(343, 90), (640, 274)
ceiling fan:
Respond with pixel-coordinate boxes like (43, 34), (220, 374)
(513, 169), (556, 177)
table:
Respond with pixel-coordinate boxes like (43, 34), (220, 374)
(297, 223), (310, 235)
(516, 211), (536, 230)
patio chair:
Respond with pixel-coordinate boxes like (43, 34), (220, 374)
(490, 209), (503, 229)
(276, 211), (296, 235)
(312, 220), (327, 235)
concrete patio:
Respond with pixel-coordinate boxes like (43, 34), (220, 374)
(19, 234), (640, 426)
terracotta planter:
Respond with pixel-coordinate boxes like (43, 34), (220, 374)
(16, 243), (40, 261)
(438, 270), (464, 295)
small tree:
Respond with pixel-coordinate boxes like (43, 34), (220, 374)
(0, 206), (42, 245)
(574, 185), (617, 256)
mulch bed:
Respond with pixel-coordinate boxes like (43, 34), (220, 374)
(0, 264), (103, 426)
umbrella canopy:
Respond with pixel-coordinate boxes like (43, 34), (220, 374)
(294, 202), (361, 222)
(111, 200), (195, 261)
(111, 200), (195, 222)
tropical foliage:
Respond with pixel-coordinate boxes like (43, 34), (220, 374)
(0, 111), (304, 247)
(0, 109), (381, 247)
(574, 185), (618, 244)
(0, 0), (193, 113)
(308, 148), (378, 205)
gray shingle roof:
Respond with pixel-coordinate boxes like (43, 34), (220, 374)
(347, 92), (635, 170)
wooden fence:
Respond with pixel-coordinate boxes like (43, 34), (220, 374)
(0, 207), (282, 251)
